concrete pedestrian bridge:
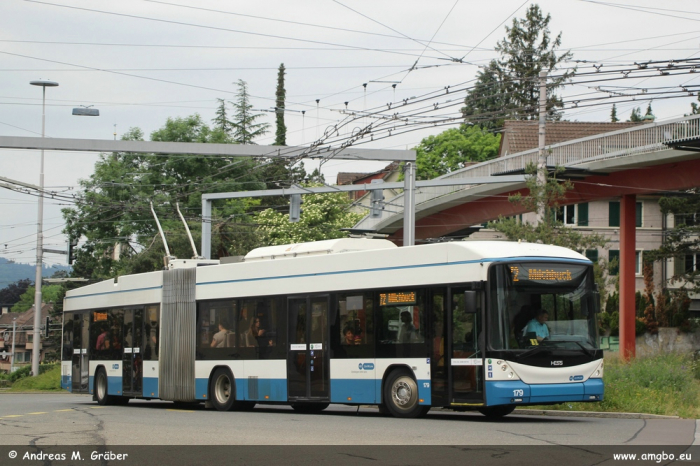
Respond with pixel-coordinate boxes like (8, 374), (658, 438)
(353, 114), (700, 243)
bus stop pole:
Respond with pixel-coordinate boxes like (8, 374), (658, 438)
(403, 162), (416, 247)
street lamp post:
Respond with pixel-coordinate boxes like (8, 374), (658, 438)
(30, 79), (58, 377)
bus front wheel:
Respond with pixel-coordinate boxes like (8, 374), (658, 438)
(210, 368), (236, 411)
(478, 405), (515, 418)
(95, 368), (114, 406)
(383, 369), (429, 418)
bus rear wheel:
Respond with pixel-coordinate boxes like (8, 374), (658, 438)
(95, 368), (114, 406)
(210, 368), (236, 411)
(478, 405), (515, 418)
(383, 369), (429, 418)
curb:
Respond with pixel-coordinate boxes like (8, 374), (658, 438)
(513, 409), (680, 419)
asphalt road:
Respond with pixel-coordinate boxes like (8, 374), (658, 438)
(0, 393), (698, 446)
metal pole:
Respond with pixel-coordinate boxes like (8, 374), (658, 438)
(403, 162), (416, 246)
(536, 71), (547, 224)
(32, 85), (46, 377)
(10, 320), (17, 373)
(202, 198), (212, 260)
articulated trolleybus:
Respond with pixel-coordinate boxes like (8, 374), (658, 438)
(61, 238), (603, 418)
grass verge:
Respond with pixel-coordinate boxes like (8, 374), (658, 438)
(527, 352), (700, 418)
(7, 364), (62, 392)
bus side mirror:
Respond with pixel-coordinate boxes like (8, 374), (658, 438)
(464, 291), (477, 313)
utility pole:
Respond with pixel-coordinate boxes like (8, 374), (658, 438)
(536, 71), (548, 224)
(10, 320), (17, 373)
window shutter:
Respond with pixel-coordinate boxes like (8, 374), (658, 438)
(585, 249), (598, 262)
(609, 250), (620, 275)
(578, 203), (589, 226)
(609, 202), (620, 227)
(636, 202), (642, 228)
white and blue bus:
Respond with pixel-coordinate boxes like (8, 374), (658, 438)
(61, 238), (603, 418)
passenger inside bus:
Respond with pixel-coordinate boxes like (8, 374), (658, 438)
(397, 310), (416, 343)
(342, 325), (356, 345)
(211, 321), (230, 348)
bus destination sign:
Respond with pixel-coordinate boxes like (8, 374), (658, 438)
(508, 263), (587, 287)
(379, 291), (416, 306)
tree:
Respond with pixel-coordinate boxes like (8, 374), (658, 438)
(274, 63), (287, 146)
(11, 284), (63, 313)
(610, 104), (619, 123)
(256, 188), (363, 245)
(462, 4), (574, 127)
(232, 79), (269, 144)
(0, 279), (32, 306)
(644, 102), (654, 119)
(489, 164), (607, 251)
(212, 98), (234, 136)
(62, 114), (266, 280)
(410, 125), (501, 180)
(649, 189), (700, 295)
(628, 107), (643, 122)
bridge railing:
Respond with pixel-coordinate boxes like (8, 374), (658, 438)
(357, 113), (700, 229)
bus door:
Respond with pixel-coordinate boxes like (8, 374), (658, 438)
(122, 309), (144, 395)
(72, 313), (89, 393)
(287, 296), (330, 401)
(447, 288), (484, 404)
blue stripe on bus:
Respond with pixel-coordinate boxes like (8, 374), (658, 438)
(199, 257), (591, 287)
(89, 375), (94, 394)
(485, 379), (604, 406)
(143, 377), (159, 398)
(61, 376), (71, 391)
(108, 376), (123, 396)
(331, 379), (376, 404)
(194, 378), (288, 402)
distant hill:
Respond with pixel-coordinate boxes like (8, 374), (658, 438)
(0, 258), (71, 289)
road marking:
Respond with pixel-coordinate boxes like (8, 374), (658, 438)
(28, 412), (48, 415)
(3, 415), (23, 418)
(54, 409), (74, 412)
(89, 407), (106, 409)
(166, 409), (194, 413)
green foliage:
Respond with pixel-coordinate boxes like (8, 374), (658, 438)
(628, 107), (643, 122)
(650, 189), (700, 294)
(9, 363), (61, 391)
(10, 284), (62, 313)
(62, 114), (268, 279)
(610, 104), (619, 123)
(0, 278), (32, 307)
(212, 98), (234, 136)
(489, 164), (608, 252)
(231, 79), (269, 144)
(275, 63), (287, 146)
(462, 4), (574, 127)
(409, 125), (501, 180)
(256, 188), (363, 245)
(527, 353), (700, 418)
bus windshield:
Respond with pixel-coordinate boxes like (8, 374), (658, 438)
(488, 262), (600, 352)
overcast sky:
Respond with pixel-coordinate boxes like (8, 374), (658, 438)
(1, 0), (698, 270)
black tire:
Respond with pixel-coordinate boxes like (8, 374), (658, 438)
(377, 403), (390, 416)
(478, 405), (516, 418)
(291, 402), (329, 413)
(210, 368), (236, 411)
(95, 368), (115, 406)
(382, 369), (429, 418)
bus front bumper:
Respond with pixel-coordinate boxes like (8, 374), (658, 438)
(484, 379), (603, 406)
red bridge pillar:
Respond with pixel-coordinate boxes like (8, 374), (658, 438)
(619, 194), (637, 360)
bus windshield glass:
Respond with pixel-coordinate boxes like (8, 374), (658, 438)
(488, 262), (599, 351)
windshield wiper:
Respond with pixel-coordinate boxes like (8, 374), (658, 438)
(572, 341), (595, 357)
(515, 344), (551, 360)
